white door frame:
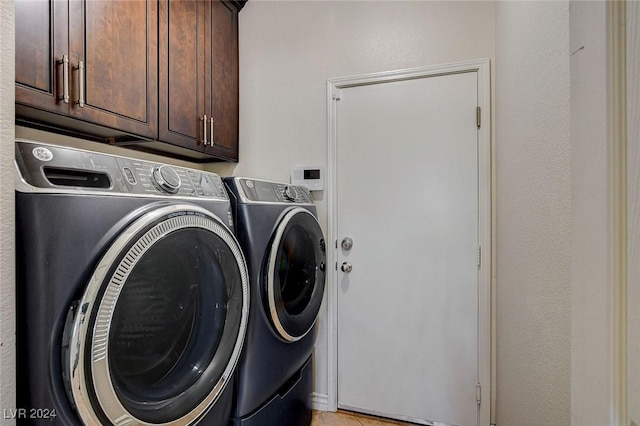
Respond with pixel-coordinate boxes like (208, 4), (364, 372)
(325, 59), (492, 425)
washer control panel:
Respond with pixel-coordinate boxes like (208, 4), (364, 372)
(235, 178), (312, 204)
(15, 140), (228, 200)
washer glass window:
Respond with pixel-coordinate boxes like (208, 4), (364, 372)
(70, 207), (248, 426)
(108, 228), (240, 421)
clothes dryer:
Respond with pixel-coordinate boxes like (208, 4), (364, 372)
(15, 140), (249, 425)
(223, 178), (326, 426)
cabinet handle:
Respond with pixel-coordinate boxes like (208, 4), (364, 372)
(209, 116), (214, 146)
(202, 115), (208, 146)
(57, 55), (70, 104)
(74, 60), (85, 107)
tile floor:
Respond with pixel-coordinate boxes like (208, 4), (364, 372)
(311, 410), (414, 426)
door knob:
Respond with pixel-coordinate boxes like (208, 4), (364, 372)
(341, 262), (352, 273)
(341, 237), (353, 251)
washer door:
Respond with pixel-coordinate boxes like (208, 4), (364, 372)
(68, 204), (249, 425)
(265, 207), (326, 342)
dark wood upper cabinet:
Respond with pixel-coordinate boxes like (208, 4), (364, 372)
(15, 0), (69, 116)
(207, 1), (239, 161)
(16, 0), (158, 140)
(16, 0), (242, 162)
(159, 0), (207, 149)
(159, 0), (239, 161)
(68, 0), (158, 138)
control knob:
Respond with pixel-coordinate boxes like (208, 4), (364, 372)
(284, 185), (299, 201)
(152, 165), (181, 194)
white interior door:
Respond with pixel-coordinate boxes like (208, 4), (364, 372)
(334, 69), (482, 426)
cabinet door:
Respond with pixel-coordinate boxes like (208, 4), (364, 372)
(159, 0), (240, 160)
(15, 0), (69, 115)
(68, 0), (158, 138)
(158, 0), (207, 150)
(206, 1), (239, 161)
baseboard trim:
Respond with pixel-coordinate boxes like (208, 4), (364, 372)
(312, 392), (329, 411)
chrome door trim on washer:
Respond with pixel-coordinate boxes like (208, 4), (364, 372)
(266, 207), (325, 342)
(68, 204), (249, 426)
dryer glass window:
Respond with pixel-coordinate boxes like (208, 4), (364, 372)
(268, 209), (326, 341)
(277, 224), (317, 316)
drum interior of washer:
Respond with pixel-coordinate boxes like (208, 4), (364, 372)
(110, 271), (195, 381)
(108, 228), (228, 402)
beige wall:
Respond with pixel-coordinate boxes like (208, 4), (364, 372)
(627, 1), (640, 423)
(494, 1), (572, 425)
(569, 2), (612, 424)
(238, 1), (575, 425)
(0, 0), (16, 423)
(233, 0), (497, 410)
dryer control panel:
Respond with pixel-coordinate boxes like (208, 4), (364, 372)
(231, 178), (313, 204)
(15, 140), (228, 200)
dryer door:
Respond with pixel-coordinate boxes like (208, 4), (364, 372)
(68, 204), (249, 426)
(265, 207), (326, 342)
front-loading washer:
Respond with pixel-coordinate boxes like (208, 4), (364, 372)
(223, 177), (326, 426)
(15, 140), (249, 425)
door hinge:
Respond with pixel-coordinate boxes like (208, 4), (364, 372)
(476, 384), (482, 405)
(476, 106), (481, 128)
(333, 87), (342, 101)
(477, 246), (482, 268)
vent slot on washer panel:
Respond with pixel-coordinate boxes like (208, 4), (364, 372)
(43, 167), (111, 189)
